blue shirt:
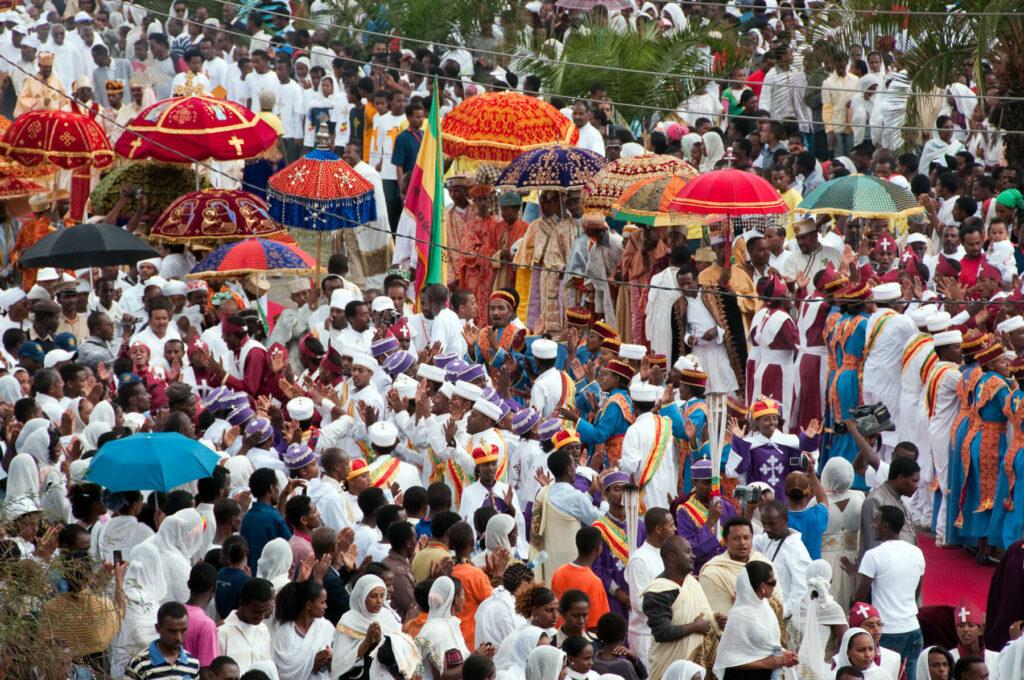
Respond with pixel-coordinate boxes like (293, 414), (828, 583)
(415, 518), (432, 540)
(788, 503), (829, 560)
(239, 501), (291, 573)
(392, 128), (423, 174)
(215, 566), (251, 619)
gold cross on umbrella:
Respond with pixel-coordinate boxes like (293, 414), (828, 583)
(228, 135), (245, 156)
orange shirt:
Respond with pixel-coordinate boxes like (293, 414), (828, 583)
(550, 562), (611, 630)
(451, 561), (493, 650)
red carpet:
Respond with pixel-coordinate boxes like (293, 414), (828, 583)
(918, 532), (991, 607)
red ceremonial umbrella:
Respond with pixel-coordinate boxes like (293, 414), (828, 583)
(150, 189), (287, 245)
(0, 110), (113, 170)
(0, 171), (45, 200)
(667, 168), (787, 215)
(442, 91), (579, 165)
(114, 95), (278, 162)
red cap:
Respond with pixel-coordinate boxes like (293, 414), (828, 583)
(850, 602), (880, 627)
(954, 599), (983, 626)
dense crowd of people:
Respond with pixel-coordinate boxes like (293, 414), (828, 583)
(1, 1), (1023, 680)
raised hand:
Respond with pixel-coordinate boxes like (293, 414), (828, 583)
(728, 416), (744, 438)
(534, 468), (553, 487)
(556, 405), (580, 423)
(443, 417), (457, 446)
(803, 418), (821, 439)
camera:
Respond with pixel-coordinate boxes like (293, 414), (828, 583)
(734, 484), (767, 503)
(380, 308), (402, 328)
(832, 402), (895, 438)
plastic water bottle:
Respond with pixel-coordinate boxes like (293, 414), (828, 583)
(770, 645), (783, 680)
(527, 550), (549, 571)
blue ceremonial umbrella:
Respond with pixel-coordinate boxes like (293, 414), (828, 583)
(85, 432), (221, 492)
(496, 144), (607, 192)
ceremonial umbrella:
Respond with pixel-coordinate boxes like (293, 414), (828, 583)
(114, 95), (278, 162)
(0, 172), (45, 200)
(186, 237), (316, 279)
(0, 116), (56, 179)
(17, 223), (158, 269)
(612, 175), (693, 227)
(667, 168), (787, 215)
(442, 91), (579, 165)
(496, 145), (607, 192)
(584, 154), (697, 215)
(85, 432), (221, 492)
(556, 0), (632, 10)
(150, 189), (287, 245)
(0, 109), (114, 170)
(797, 175), (923, 218)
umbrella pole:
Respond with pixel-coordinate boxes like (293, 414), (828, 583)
(316, 232), (322, 279)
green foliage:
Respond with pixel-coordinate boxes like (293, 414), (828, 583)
(312, 0), (504, 48)
(515, 21), (742, 127)
(90, 162), (212, 218)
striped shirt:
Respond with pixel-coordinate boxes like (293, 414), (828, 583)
(126, 641), (200, 679)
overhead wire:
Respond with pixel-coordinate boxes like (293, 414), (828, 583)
(0, 53), (1018, 308)
(119, 0), (1024, 102)
(111, 2), (1024, 134)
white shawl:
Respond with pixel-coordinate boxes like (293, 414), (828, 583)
(257, 537), (294, 593)
(526, 646), (567, 680)
(831, 628), (894, 680)
(332, 575), (419, 679)
(495, 625), (546, 675)
(112, 541), (168, 675)
(792, 560), (848, 679)
(664, 660), (706, 680)
(713, 566), (782, 677)
(417, 576), (470, 678)
(272, 616), (336, 680)
(144, 508), (205, 603)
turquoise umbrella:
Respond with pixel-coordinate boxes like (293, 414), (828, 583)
(85, 432), (221, 492)
(797, 175), (923, 219)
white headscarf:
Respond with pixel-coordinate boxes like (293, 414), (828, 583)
(660, 2), (686, 35)
(89, 400), (116, 426)
(333, 574), (419, 678)
(832, 628), (891, 680)
(112, 541), (169, 674)
(80, 421), (111, 452)
(19, 422), (54, 466)
(0, 374), (23, 403)
(796, 560), (847, 678)
(257, 537), (293, 593)
(485, 513), (516, 553)
(525, 646), (566, 680)
(681, 133), (702, 160)
(417, 576), (470, 671)
(495, 625), (547, 673)
(821, 457), (854, 496)
(916, 646), (951, 680)
(2, 454), (40, 521)
(664, 660), (705, 680)
(713, 564), (781, 677)
(146, 508), (205, 603)
(946, 82), (978, 118)
(224, 455), (254, 492)
(700, 131), (725, 173)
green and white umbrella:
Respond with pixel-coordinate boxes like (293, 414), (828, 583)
(797, 175), (923, 219)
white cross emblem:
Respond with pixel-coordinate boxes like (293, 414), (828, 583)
(760, 455), (784, 486)
(958, 607), (971, 623)
(856, 604), (871, 618)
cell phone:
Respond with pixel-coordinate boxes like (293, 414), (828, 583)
(301, 485), (307, 496)
(113, 550), (123, 564)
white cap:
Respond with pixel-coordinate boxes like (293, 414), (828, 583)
(339, 342), (363, 358)
(820, 231), (845, 253)
(453, 380), (483, 401)
(926, 312), (953, 333)
(73, 10), (92, 22)
(27, 284), (50, 301)
(74, 280), (91, 293)
(932, 330), (963, 347)
(742, 230), (764, 243)
(392, 374), (418, 400)
(416, 364), (445, 383)
(163, 280), (188, 296)
(673, 355), (696, 373)
(287, 396), (315, 420)
(439, 382), (455, 399)
(629, 381), (661, 402)
(330, 289), (355, 310)
(36, 267), (59, 282)
(909, 304), (938, 326)
(203, 17), (220, 26)
(286, 278), (309, 295)
(473, 398), (503, 421)
(871, 282), (902, 302)
(532, 338), (558, 360)
(906, 233), (929, 246)
(369, 421), (398, 448)
(350, 353), (377, 371)
(997, 315), (1024, 334)
(43, 348), (74, 367)
(619, 343), (646, 361)
(136, 258), (160, 270)
(146, 276), (167, 289)
(371, 296), (395, 313)
(0, 288), (26, 311)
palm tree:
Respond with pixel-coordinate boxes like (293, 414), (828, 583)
(813, 0), (1024, 158)
(514, 20), (744, 132)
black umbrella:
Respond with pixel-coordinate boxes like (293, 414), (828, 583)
(18, 223), (158, 269)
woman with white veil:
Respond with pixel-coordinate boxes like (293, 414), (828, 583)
(0, 371), (25, 404)
(110, 541), (168, 677)
(699, 131), (726, 173)
(257, 537), (294, 594)
(526, 646), (567, 680)
(665, 660), (706, 680)
(143, 507), (205, 604)
(79, 421), (111, 454)
(788, 560), (849, 680)
(820, 458), (863, 611)
(473, 512), (519, 566)
(417, 576), (471, 680)
(829, 628), (893, 679)
(89, 490), (153, 563)
(89, 400), (117, 427)
(495, 626), (548, 680)
(332, 574), (420, 680)
(271, 579), (336, 680)
(714, 561), (798, 679)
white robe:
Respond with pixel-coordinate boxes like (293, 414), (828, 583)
(530, 367), (570, 419)
(753, 529), (812, 619)
(624, 541), (664, 668)
(475, 586), (527, 648)
(620, 411), (678, 512)
(861, 309), (917, 447)
(272, 617), (336, 680)
(645, 266), (680, 360)
(458, 480), (528, 557)
(218, 611), (278, 678)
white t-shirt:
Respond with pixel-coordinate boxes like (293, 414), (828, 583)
(865, 461), (889, 491)
(859, 539), (925, 633)
(245, 70), (279, 111)
(371, 111), (406, 181)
